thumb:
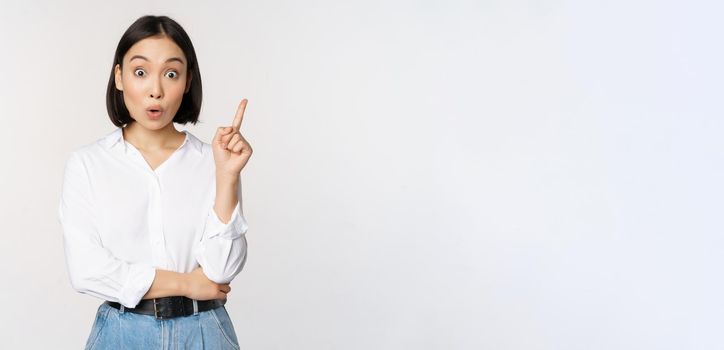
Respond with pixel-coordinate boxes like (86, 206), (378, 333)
(213, 127), (233, 146)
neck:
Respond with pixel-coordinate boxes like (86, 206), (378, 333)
(122, 122), (184, 151)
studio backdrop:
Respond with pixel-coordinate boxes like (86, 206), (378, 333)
(0, 0), (722, 349)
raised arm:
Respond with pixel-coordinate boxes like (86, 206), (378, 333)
(192, 176), (249, 284)
(193, 99), (252, 284)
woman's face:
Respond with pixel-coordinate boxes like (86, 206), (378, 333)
(114, 35), (191, 130)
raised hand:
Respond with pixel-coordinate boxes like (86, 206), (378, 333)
(212, 99), (253, 178)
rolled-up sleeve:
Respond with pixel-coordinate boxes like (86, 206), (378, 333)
(57, 151), (156, 308)
(193, 182), (249, 285)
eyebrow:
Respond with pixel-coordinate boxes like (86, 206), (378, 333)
(129, 55), (185, 65)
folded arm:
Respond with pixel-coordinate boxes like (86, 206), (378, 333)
(58, 152), (158, 308)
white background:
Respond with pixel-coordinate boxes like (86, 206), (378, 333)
(1, 0), (722, 349)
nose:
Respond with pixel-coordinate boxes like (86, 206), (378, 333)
(149, 76), (163, 99)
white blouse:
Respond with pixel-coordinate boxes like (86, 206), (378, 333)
(57, 127), (249, 308)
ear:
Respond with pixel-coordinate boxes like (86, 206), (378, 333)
(114, 64), (124, 91)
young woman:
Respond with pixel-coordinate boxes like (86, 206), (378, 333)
(57, 15), (252, 349)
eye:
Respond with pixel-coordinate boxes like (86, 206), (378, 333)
(165, 70), (179, 79)
(133, 68), (146, 77)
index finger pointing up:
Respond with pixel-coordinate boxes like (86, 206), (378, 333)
(232, 99), (248, 131)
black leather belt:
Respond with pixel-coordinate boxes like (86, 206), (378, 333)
(105, 296), (226, 319)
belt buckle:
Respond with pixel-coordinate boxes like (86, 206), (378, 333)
(153, 298), (163, 320)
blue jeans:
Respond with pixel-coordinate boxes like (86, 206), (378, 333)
(84, 301), (241, 349)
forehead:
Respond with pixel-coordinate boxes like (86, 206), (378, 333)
(124, 35), (186, 64)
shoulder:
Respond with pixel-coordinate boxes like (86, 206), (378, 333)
(183, 129), (214, 157)
(62, 128), (120, 169)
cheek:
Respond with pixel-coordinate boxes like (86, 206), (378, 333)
(166, 80), (187, 101)
(169, 83), (186, 96)
(122, 79), (147, 101)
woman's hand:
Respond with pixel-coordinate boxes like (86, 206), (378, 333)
(212, 99), (253, 178)
(183, 266), (231, 301)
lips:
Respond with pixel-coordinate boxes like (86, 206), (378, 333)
(146, 105), (164, 120)
(146, 105), (164, 113)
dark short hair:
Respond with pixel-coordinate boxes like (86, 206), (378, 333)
(106, 15), (202, 127)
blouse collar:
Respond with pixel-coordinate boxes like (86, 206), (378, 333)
(101, 127), (203, 155)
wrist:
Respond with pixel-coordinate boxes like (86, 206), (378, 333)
(216, 172), (240, 184)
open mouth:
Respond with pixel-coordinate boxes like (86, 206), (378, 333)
(146, 107), (164, 119)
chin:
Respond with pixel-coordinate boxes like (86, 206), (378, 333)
(144, 121), (173, 130)
(129, 116), (174, 130)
